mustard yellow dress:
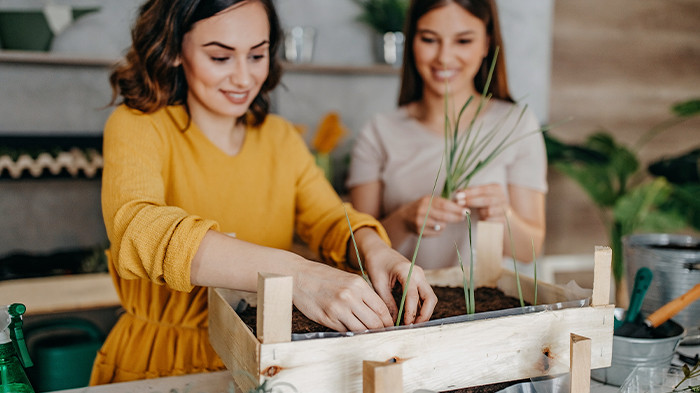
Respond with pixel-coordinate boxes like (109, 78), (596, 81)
(91, 105), (387, 384)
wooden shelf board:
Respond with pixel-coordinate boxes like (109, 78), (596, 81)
(0, 273), (119, 315)
(0, 51), (400, 75)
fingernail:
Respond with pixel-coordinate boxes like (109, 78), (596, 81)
(454, 191), (466, 200)
(433, 224), (441, 231)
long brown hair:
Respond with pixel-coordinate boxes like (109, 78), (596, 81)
(109, 0), (283, 126)
(398, 0), (512, 106)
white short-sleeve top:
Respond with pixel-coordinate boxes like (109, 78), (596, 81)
(346, 99), (548, 269)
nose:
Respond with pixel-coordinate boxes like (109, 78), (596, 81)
(229, 57), (252, 90)
(437, 42), (454, 66)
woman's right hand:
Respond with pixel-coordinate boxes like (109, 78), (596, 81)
(398, 196), (469, 236)
(291, 260), (395, 332)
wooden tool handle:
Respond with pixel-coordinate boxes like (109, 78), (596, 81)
(646, 283), (700, 328)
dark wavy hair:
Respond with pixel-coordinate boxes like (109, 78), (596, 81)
(109, 0), (283, 126)
(398, 0), (512, 106)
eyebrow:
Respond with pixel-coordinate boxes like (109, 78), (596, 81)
(202, 40), (270, 51)
(417, 28), (476, 36)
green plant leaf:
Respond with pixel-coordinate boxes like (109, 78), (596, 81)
(672, 98), (700, 117)
(659, 183), (700, 231)
(648, 148), (700, 185)
(613, 177), (673, 235)
(552, 162), (617, 207)
(354, 0), (409, 33)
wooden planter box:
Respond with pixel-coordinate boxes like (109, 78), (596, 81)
(209, 222), (614, 392)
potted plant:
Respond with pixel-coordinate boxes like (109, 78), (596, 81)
(545, 98), (700, 306)
(353, 0), (409, 66)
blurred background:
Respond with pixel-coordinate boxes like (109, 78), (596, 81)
(0, 0), (698, 280)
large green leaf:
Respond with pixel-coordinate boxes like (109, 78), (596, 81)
(585, 132), (638, 192)
(613, 177), (673, 235)
(553, 161), (617, 207)
(648, 148), (700, 185)
(544, 133), (607, 164)
(660, 183), (700, 231)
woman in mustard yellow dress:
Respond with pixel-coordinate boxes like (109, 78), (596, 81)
(92, 0), (437, 384)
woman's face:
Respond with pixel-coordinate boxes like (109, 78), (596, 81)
(413, 2), (489, 100)
(179, 1), (270, 121)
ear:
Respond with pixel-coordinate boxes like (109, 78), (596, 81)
(173, 55), (182, 67)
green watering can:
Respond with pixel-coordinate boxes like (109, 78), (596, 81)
(24, 318), (104, 392)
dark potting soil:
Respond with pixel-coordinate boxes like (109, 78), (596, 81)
(236, 285), (530, 393)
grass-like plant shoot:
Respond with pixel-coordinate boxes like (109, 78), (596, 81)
(441, 46), (550, 200)
(343, 204), (372, 286)
(395, 158), (442, 326)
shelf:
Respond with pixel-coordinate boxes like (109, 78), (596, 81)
(0, 50), (118, 67)
(0, 273), (119, 315)
(282, 62), (400, 75)
(0, 50), (400, 75)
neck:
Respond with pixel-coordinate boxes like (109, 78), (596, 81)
(189, 105), (246, 156)
(410, 88), (483, 135)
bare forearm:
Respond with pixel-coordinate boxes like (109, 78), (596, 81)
(190, 230), (309, 291)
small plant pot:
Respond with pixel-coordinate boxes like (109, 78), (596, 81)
(591, 308), (685, 387)
(0, 7), (100, 52)
(624, 233), (700, 331)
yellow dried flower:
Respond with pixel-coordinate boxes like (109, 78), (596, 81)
(312, 112), (347, 154)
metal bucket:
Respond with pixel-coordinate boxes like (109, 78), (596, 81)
(591, 308), (685, 387)
(623, 233), (700, 330)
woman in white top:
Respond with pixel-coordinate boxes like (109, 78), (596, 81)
(347, 0), (547, 270)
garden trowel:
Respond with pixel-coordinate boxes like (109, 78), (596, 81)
(614, 267), (653, 330)
(616, 283), (700, 338)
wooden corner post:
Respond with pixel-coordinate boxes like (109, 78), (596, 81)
(570, 333), (591, 393)
(591, 246), (612, 306)
(363, 359), (403, 393)
(475, 221), (504, 287)
(256, 272), (293, 344)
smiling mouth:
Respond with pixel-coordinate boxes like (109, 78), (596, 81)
(223, 90), (249, 104)
(433, 69), (457, 81)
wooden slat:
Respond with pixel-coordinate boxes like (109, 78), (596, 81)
(591, 246), (612, 307)
(569, 334), (592, 393)
(363, 360), (403, 393)
(475, 221), (504, 287)
(208, 288), (261, 392)
(256, 305), (613, 392)
(256, 273), (293, 344)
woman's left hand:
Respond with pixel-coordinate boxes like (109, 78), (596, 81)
(454, 183), (510, 223)
(353, 228), (437, 325)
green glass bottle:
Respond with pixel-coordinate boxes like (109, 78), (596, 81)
(0, 304), (35, 393)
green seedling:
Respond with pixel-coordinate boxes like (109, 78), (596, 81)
(532, 238), (538, 306)
(396, 157), (442, 326)
(670, 361), (700, 393)
(343, 204), (372, 286)
(441, 47), (550, 200)
(455, 211), (475, 314)
(504, 214), (524, 307)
